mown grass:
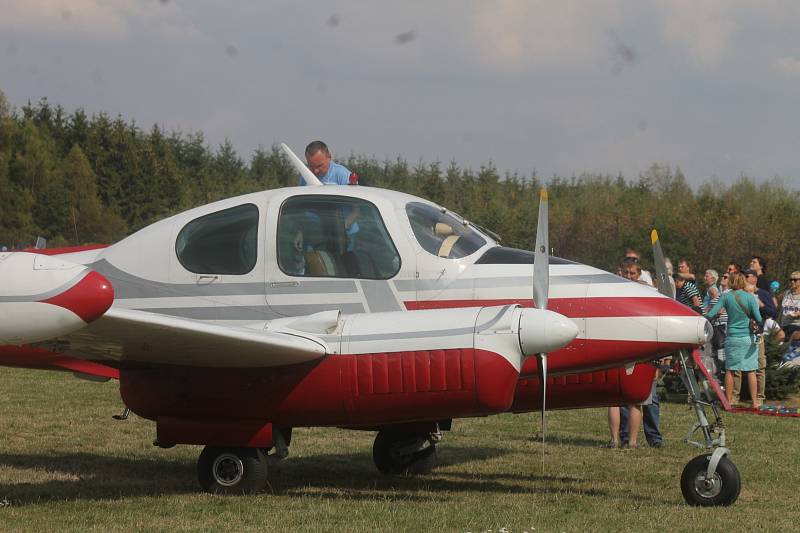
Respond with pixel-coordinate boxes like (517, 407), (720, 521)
(1, 367), (799, 532)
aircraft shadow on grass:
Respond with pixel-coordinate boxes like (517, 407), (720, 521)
(0, 444), (654, 504)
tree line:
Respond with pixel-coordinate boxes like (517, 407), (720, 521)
(1, 96), (799, 283)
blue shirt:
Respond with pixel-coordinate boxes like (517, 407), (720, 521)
(299, 161), (357, 186)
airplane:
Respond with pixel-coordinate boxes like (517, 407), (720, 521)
(0, 144), (735, 506)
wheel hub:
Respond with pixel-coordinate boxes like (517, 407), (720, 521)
(212, 453), (245, 487)
(693, 471), (722, 498)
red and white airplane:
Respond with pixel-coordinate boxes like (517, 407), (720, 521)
(0, 144), (733, 505)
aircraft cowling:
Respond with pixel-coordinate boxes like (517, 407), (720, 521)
(121, 305), (578, 432)
(521, 295), (712, 377)
(0, 252), (114, 345)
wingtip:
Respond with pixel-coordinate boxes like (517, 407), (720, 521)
(539, 188), (548, 201)
(650, 229), (659, 245)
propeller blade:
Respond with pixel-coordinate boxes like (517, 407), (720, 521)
(650, 229), (675, 299)
(536, 352), (547, 467)
(532, 189), (549, 311)
(532, 188), (550, 467)
(279, 143), (324, 187)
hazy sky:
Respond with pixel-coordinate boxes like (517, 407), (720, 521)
(3, 1), (800, 187)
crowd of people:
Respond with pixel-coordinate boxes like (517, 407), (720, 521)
(606, 250), (800, 449)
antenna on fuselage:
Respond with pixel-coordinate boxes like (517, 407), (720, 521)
(279, 142), (324, 187)
(532, 188), (550, 468)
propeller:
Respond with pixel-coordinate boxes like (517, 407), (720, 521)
(279, 143), (324, 187)
(650, 229), (675, 299)
(531, 188), (550, 465)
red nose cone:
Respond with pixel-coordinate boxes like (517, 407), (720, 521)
(40, 270), (115, 323)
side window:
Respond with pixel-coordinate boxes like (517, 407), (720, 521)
(406, 202), (487, 259)
(176, 204), (259, 275)
(277, 195), (400, 279)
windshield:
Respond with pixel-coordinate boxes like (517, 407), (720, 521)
(405, 202), (488, 259)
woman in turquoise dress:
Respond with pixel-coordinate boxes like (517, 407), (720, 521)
(704, 271), (763, 408)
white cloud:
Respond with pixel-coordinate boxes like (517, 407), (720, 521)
(467, 1), (625, 72)
(654, 0), (745, 69)
(0, 0), (203, 42)
(772, 56), (800, 77)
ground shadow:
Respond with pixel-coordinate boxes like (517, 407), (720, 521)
(0, 443), (656, 505)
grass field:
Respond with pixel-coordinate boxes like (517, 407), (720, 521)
(1, 367), (799, 532)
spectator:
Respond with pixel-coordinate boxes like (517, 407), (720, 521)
(606, 260), (663, 448)
(704, 272), (763, 409)
(701, 269), (721, 312)
(779, 271), (800, 342)
(713, 271), (731, 378)
(726, 262), (743, 275)
(624, 248), (654, 286)
(674, 274), (702, 312)
(744, 269), (778, 320)
(749, 256), (771, 292)
(677, 259), (696, 281)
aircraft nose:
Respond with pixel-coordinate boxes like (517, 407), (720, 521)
(517, 308), (579, 356)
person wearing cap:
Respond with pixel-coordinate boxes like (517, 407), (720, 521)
(705, 271), (763, 409)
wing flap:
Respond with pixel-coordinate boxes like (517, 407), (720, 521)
(60, 308), (328, 368)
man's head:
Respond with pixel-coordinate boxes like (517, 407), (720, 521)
(726, 262), (741, 274)
(677, 259), (691, 273)
(673, 274), (685, 288)
(305, 140), (332, 177)
(622, 257), (641, 281)
(624, 248), (640, 262)
(750, 256), (767, 275)
(790, 271), (800, 291)
(743, 269), (759, 288)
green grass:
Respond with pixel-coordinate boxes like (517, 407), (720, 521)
(1, 367), (799, 532)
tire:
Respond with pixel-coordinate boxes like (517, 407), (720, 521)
(373, 431), (437, 475)
(680, 453), (741, 506)
(197, 446), (268, 494)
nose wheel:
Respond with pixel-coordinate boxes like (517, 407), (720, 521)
(681, 452), (741, 506)
(675, 349), (741, 506)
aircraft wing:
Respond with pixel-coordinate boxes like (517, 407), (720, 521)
(55, 307), (329, 368)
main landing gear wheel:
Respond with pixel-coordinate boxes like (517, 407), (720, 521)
(197, 446), (268, 494)
(372, 431), (437, 475)
(680, 453), (741, 506)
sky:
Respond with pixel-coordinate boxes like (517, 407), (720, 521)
(2, 0), (800, 188)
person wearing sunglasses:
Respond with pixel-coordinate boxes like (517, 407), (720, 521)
(780, 271), (800, 341)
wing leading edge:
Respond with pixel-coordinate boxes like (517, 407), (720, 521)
(60, 308), (329, 368)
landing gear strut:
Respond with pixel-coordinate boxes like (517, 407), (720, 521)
(372, 428), (441, 475)
(676, 349), (741, 506)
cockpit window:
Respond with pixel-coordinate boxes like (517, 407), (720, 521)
(277, 195), (400, 279)
(176, 203), (259, 275)
(406, 202), (487, 259)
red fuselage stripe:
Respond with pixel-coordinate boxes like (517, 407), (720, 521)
(405, 297), (697, 318)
